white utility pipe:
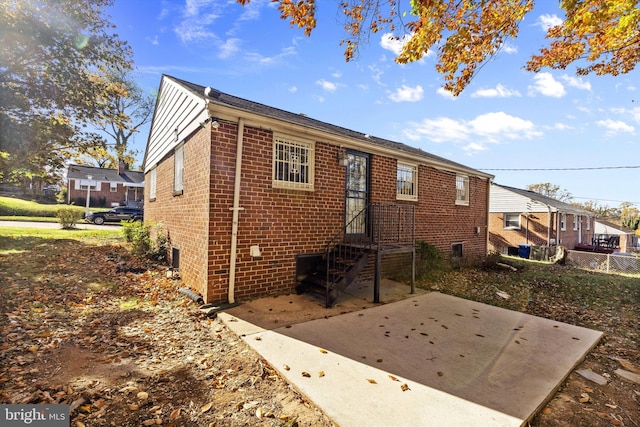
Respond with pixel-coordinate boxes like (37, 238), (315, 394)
(228, 118), (245, 304)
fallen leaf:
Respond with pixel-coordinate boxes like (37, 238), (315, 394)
(170, 408), (181, 420)
(401, 383), (410, 391)
(542, 408), (552, 415)
(137, 391), (149, 400)
(319, 349), (328, 354)
(318, 371), (325, 377)
(579, 393), (590, 403)
(302, 372), (311, 378)
(256, 407), (263, 418)
(142, 420), (155, 426)
(128, 404), (139, 411)
(283, 364), (290, 371)
(367, 379), (377, 384)
(389, 375), (399, 382)
(201, 402), (213, 413)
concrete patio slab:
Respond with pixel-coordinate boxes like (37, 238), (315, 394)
(220, 291), (602, 426)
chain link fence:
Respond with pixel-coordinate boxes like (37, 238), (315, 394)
(567, 250), (640, 275)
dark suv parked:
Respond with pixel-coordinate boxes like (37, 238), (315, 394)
(85, 207), (143, 225)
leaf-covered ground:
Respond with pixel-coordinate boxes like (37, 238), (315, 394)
(422, 260), (640, 427)
(0, 235), (334, 426)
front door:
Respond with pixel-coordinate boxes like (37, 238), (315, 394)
(344, 150), (370, 236)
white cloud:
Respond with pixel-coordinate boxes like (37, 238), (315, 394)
(244, 46), (296, 65)
(368, 64), (385, 86)
(436, 87), (456, 100)
(147, 35), (159, 46)
(501, 43), (518, 54)
(469, 112), (540, 141)
(463, 142), (489, 153)
(380, 33), (411, 56)
(537, 14), (563, 32)
(631, 107), (640, 122)
(316, 79), (339, 93)
(218, 38), (241, 59)
(405, 117), (470, 143)
(389, 85), (424, 102)
(471, 84), (521, 98)
(561, 74), (591, 91)
(288, 86), (298, 93)
(596, 119), (635, 136)
(528, 72), (566, 98)
(404, 112), (541, 149)
(552, 122), (574, 131)
(175, 0), (221, 42)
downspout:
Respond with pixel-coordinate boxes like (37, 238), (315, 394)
(228, 118), (245, 304)
(485, 179), (491, 254)
(547, 206), (552, 245)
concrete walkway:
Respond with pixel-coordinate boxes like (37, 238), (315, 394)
(220, 290), (602, 426)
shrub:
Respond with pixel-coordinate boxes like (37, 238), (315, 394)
(56, 208), (82, 229)
(415, 240), (450, 281)
(122, 220), (168, 260)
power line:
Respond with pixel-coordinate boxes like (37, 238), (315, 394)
(477, 165), (640, 171)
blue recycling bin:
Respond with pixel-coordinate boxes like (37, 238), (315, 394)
(518, 244), (531, 259)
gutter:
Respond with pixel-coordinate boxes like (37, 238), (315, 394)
(228, 118), (245, 304)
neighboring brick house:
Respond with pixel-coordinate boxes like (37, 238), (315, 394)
(489, 183), (594, 255)
(67, 163), (144, 208)
(143, 75), (493, 305)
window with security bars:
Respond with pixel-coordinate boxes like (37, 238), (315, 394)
(272, 136), (314, 191)
(397, 163), (417, 200)
(455, 175), (469, 205)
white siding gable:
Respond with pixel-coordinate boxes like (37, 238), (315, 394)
(489, 184), (550, 213)
(145, 76), (209, 173)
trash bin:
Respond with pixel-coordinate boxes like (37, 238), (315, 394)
(507, 246), (519, 256)
(518, 244), (531, 259)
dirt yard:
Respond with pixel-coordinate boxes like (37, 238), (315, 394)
(0, 238), (334, 426)
(1, 236), (638, 426)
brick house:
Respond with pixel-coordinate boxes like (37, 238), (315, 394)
(67, 163), (144, 208)
(143, 75), (493, 306)
(489, 183), (594, 255)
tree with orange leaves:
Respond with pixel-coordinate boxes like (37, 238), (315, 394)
(238, 0), (640, 96)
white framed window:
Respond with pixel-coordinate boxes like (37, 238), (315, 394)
(174, 143), (184, 194)
(455, 175), (469, 205)
(504, 213), (521, 229)
(573, 215), (580, 231)
(272, 134), (314, 191)
(149, 167), (157, 200)
(396, 162), (417, 201)
(79, 180), (97, 191)
(586, 216), (590, 231)
(110, 183), (118, 192)
(560, 213), (567, 231)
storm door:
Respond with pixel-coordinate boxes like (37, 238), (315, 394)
(344, 150), (370, 236)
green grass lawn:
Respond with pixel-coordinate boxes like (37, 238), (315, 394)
(0, 196), (89, 217)
(0, 227), (123, 242)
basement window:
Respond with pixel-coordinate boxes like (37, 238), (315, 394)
(451, 243), (463, 259)
(272, 134), (314, 191)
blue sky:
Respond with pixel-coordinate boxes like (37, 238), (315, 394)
(107, 0), (639, 209)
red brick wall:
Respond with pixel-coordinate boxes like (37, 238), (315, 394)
(68, 180), (132, 207)
(144, 125), (212, 300)
(489, 211), (584, 254)
(146, 120), (489, 303)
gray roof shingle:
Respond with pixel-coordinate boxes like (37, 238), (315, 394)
(67, 164), (144, 185)
(167, 75), (492, 179)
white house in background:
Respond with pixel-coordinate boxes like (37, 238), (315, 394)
(594, 220), (639, 253)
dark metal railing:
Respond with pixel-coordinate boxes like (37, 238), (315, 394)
(323, 202), (415, 306)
